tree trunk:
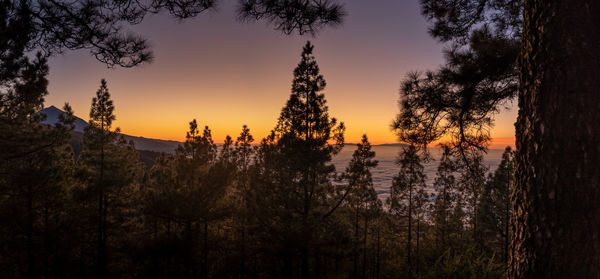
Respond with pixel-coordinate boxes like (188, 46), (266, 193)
(204, 220), (209, 279)
(376, 228), (380, 279)
(353, 202), (359, 279)
(184, 222), (191, 279)
(510, 0), (600, 277)
(98, 112), (107, 279)
(416, 215), (420, 276)
(240, 224), (246, 279)
(363, 214), (368, 279)
(504, 177), (510, 265)
(167, 220), (172, 278)
(97, 157), (106, 279)
(26, 184), (35, 279)
(407, 185), (412, 278)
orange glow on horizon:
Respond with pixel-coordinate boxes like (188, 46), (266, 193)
(115, 118), (514, 149)
(489, 137), (516, 149)
(44, 1), (518, 150)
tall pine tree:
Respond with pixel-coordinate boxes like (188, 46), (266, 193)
(76, 79), (144, 278)
(250, 41), (345, 278)
(431, 145), (459, 253)
(344, 135), (380, 279)
(388, 144), (426, 278)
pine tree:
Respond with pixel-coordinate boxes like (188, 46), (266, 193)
(0, 1), (345, 69)
(448, 198), (466, 253)
(172, 121), (230, 278)
(250, 41), (345, 278)
(394, 0), (520, 154)
(278, 41), (345, 279)
(141, 152), (179, 277)
(0, 20), (78, 274)
(398, 0), (600, 274)
(490, 147), (513, 264)
(510, 1), (600, 276)
(76, 79), (144, 278)
(219, 135), (235, 166)
(232, 125), (255, 279)
(412, 187), (429, 275)
(388, 144), (426, 277)
(142, 125), (231, 278)
(344, 134), (380, 279)
(0, 102), (76, 278)
(431, 145), (458, 253)
(457, 152), (487, 247)
(83, 79), (116, 278)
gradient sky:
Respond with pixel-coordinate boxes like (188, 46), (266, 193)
(44, 0), (517, 148)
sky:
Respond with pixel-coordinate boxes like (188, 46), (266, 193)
(44, 0), (517, 148)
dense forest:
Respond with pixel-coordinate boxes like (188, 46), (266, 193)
(2, 0), (599, 278)
(1, 41), (515, 278)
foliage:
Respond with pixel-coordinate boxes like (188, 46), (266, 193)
(0, 0), (345, 68)
(238, 0), (345, 35)
(0, 41), (512, 279)
(393, 0), (521, 157)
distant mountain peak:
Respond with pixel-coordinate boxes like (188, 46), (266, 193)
(43, 105), (62, 113)
(40, 105), (89, 133)
(39, 106), (181, 153)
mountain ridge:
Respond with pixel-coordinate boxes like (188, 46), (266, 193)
(41, 106), (181, 154)
(41, 106), (411, 152)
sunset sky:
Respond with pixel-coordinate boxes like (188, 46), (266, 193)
(44, 0), (517, 148)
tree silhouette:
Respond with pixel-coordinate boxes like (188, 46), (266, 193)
(395, 0), (520, 160)
(431, 145), (458, 253)
(388, 144), (427, 277)
(457, 151), (487, 246)
(85, 79), (116, 278)
(172, 121), (229, 278)
(231, 125), (255, 279)
(76, 79), (144, 278)
(478, 146), (513, 263)
(344, 134), (380, 279)
(276, 40), (345, 279)
(238, 0), (345, 35)
(141, 152), (180, 277)
(407, 0), (600, 277)
(0, 0), (345, 68)
(249, 41), (345, 279)
(0, 103), (75, 278)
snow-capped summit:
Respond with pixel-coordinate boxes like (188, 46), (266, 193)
(40, 105), (89, 132)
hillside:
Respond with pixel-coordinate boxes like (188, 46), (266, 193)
(41, 106), (181, 154)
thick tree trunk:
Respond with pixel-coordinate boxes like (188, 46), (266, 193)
(504, 174), (510, 265)
(353, 203), (359, 279)
(510, 0), (600, 277)
(407, 185), (412, 278)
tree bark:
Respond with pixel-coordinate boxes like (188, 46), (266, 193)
(353, 202), (359, 279)
(510, 0), (600, 277)
(407, 184), (412, 278)
(504, 172), (510, 265)
(98, 115), (106, 279)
